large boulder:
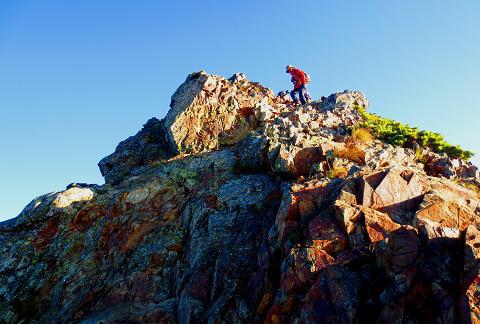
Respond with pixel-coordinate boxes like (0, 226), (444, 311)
(413, 178), (480, 239)
(164, 71), (276, 154)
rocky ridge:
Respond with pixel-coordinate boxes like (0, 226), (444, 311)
(1, 71), (480, 323)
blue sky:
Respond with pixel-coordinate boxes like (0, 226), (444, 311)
(1, 0), (479, 221)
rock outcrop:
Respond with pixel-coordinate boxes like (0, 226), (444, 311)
(98, 118), (172, 184)
(1, 71), (480, 323)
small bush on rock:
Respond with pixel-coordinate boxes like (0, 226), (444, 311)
(334, 147), (365, 164)
(327, 166), (348, 179)
(351, 127), (374, 144)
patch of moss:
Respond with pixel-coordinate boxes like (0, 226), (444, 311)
(327, 166), (348, 179)
(165, 168), (200, 190)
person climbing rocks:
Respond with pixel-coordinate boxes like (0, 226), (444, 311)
(286, 65), (311, 105)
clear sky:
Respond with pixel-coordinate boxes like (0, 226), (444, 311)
(1, 0), (479, 221)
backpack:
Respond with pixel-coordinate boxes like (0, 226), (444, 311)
(304, 72), (311, 84)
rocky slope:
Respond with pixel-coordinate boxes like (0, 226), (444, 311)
(1, 71), (480, 323)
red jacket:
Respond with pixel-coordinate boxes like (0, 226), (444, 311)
(289, 68), (307, 89)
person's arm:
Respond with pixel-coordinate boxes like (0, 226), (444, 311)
(290, 71), (296, 83)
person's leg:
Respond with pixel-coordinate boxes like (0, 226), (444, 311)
(290, 88), (300, 104)
(304, 86), (312, 103)
(299, 85), (307, 105)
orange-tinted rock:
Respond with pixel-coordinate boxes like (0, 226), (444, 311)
(70, 205), (106, 232)
(414, 178), (479, 239)
(275, 183), (332, 242)
(336, 179), (358, 205)
(370, 168), (428, 212)
(332, 200), (368, 248)
(360, 169), (387, 206)
(4, 71), (480, 323)
(33, 217), (60, 250)
(332, 200), (361, 235)
(275, 190), (299, 242)
(281, 247), (334, 294)
(292, 147), (324, 176)
(363, 207), (401, 243)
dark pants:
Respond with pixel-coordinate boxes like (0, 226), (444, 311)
(290, 85), (311, 105)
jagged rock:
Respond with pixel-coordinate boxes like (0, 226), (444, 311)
(0, 192), (57, 230)
(381, 226), (421, 276)
(308, 212), (348, 255)
(2, 71), (480, 323)
(234, 133), (270, 171)
(98, 117), (171, 184)
(271, 144), (297, 174)
(369, 168), (429, 213)
(1, 149), (282, 323)
(317, 90), (369, 112)
(164, 71), (275, 154)
(425, 155), (456, 178)
(358, 167), (430, 224)
(414, 178), (479, 239)
(365, 145), (417, 169)
(228, 72), (247, 83)
(253, 102), (275, 124)
(363, 207), (401, 243)
(425, 154), (480, 186)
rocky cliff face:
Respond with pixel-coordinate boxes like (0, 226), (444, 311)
(1, 71), (480, 323)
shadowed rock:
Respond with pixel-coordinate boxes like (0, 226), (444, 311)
(98, 117), (171, 184)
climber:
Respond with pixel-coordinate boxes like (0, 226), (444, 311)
(286, 65), (311, 105)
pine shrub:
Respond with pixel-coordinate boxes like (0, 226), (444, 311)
(354, 106), (474, 160)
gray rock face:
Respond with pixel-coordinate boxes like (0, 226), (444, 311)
(98, 118), (172, 184)
(234, 133), (271, 172)
(313, 90), (369, 114)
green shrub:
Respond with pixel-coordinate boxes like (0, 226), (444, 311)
(354, 106), (474, 160)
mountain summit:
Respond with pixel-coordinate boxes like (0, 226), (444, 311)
(1, 71), (479, 323)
